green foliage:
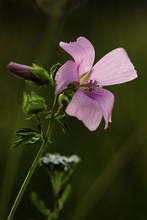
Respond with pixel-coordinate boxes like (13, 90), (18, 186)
(12, 127), (43, 148)
(46, 111), (70, 133)
(30, 192), (51, 218)
(55, 114), (70, 133)
(58, 184), (71, 209)
(30, 185), (71, 220)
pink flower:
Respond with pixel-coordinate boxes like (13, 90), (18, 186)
(55, 37), (137, 131)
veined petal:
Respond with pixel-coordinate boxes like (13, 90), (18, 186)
(59, 37), (95, 77)
(66, 89), (103, 131)
(55, 60), (79, 94)
(91, 48), (137, 86)
(85, 88), (114, 129)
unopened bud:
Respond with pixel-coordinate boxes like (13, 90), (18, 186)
(8, 62), (50, 86)
(58, 94), (69, 107)
(23, 91), (47, 115)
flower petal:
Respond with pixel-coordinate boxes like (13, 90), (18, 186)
(90, 48), (137, 86)
(66, 89), (103, 131)
(8, 62), (31, 79)
(59, 37), (95, 77)
(66, 88), (114, 130)
(55, 60), (79, 94)
(84, 88), (114, 129)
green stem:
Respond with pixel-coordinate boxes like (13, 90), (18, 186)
(7, 95), (58, 220)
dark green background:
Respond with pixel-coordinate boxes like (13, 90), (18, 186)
(0, 0), (147, 219)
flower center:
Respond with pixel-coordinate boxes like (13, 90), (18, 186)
(78, 79), (99, 91)
(86, 79), (99, 91)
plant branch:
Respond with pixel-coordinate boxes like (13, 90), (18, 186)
(7, 95), (58, 220)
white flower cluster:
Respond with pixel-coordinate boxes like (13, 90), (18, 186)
(40, 153), (80, 171)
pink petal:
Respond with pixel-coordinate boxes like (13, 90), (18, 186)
(66, 88), (114, 130)
(65, 89), (103, 131)
(90, 48), (137, 86)
(55, 60), (79, 94)
(59, 37), (95, 77)
(85, 88), (114, 129)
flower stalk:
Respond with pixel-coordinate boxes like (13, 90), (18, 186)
(7, 95), (58, 220)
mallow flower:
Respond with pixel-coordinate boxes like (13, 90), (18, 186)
(55, 37), (137, 131)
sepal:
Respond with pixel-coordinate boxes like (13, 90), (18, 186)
(29, 64), (50, 86)
(49, 63), (61, 86)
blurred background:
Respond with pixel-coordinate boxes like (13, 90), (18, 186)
(0, 0), (147, 219)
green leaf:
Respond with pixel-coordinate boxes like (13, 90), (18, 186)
(24, 136), (41, 145)
(56, 118), (70, 133)
(58, 184), (71, 210)
(45, 110), (52, 119)
(12, 127), (42, 148)
(55, 114), (66, 120)
(30, 191), (51, 217)
(15, 127), (38, 135)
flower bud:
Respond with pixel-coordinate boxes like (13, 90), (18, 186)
(58, 94), (69, 107)
(8, 62), (50, 86)
(23, 91), (47, 115)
